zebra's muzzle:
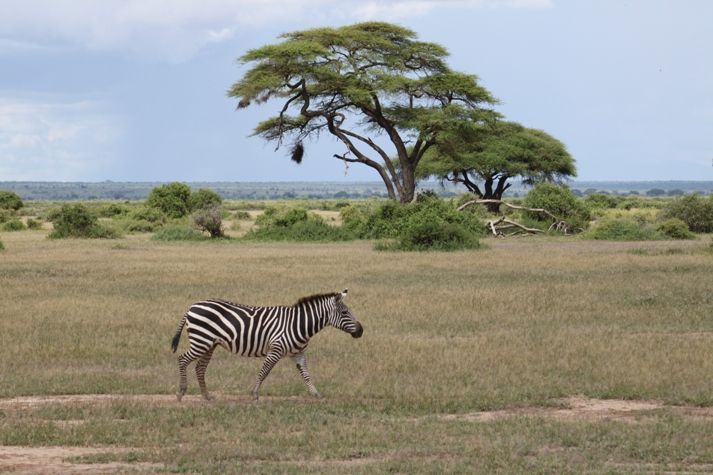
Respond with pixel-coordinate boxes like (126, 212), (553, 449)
(351, 322), (363, 338)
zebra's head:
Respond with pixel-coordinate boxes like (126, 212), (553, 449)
(330, 289), (363, 338)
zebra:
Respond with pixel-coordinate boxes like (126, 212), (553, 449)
(171, 289), (363, 401)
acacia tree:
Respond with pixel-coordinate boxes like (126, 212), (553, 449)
(417, 121), (576, 211)
(229, 22), (497, 202)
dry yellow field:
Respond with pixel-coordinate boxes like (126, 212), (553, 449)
(1, 230), (713, 473)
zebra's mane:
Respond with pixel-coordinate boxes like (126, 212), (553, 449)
(293, 292), (339, 307)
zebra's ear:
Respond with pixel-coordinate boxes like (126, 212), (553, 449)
(341, 288), (348, 298)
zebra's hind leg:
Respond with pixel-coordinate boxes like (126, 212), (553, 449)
(195, 345), (216, 401)
(177, 349), (201, 402)
(251, 349), (284, 401)
(291, 352), (323, 400)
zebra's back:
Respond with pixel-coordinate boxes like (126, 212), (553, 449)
(186, 299), (289, 357)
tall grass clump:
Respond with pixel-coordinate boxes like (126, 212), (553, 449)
(659, 193), (713, 233)
(245, 206), (353, 242)
(48, 204), (120, 239)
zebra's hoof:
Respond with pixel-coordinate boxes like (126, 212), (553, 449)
(176, 393), (183, 402)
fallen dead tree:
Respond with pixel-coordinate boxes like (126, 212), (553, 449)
(457, 199), (581, 237)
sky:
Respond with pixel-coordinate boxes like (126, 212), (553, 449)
(1, 0), (712, 183)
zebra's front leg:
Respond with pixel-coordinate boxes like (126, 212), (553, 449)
(292, 352), (323, 400)
(195, 345), (216, 401)
(251, 349), (284, 401)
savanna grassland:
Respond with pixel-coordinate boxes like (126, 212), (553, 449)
(1, 226), (713, 473)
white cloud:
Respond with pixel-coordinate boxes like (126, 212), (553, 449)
(0, 96), (122, 181)
(0, 0), (552, 62)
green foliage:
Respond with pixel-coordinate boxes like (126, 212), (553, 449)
(152, 226), (208, 241)
(97, 203), (130, 218)
(146, 182), (192, 218)
(341, 196), (483, 251)
(418, 121), (576, 202)
(0, 209), (11, 223)
(659, 194), (713, 233)
(655, 218), (695, 240)
(233, 210), (251, 220)
(188, 188), (223, 211)
(230, 22), (497, 202)
(191, 205), (225, 238)
(0, 190), (23, 210)
(585, 216), (660, 241)
(523, 183), (590, 226)
(246, 206), (353, 242)
(2, 218), (26, 231)
(48, 204), (120, 239)
(25, 218), (42, 230)
(585, 193), (619, 209)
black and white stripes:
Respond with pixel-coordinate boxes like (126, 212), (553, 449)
(171, 289), (363, 401)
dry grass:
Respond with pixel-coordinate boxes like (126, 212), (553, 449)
(1, 230), (713, 473)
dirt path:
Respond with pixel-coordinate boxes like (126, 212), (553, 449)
(2, 394), (713, 473)
(0, 446), (160, 474)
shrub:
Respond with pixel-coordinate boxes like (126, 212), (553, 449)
(655, 218), (695, 240)
(0, 238), (4, 251)
(192, 205), (225, 238)
(247, 206), (353, 242)
(98, 203), (130, 218)
(585, 216), (659, 241)
(26, 218), (42, 230)
(48, 204), (119, 239)
(2, 218), (26, 231)
(234, 210), (251, 220)
(378, 221), (480, 252)
(0, 209), (11, 224)
(0, 190), (23, 210)
(523, 183), (590, 227)
(152, 225), (208, 241)
(585, 193), (619, 209)
(189, 188), (223, 211)
(146, 182), (192, 218)
(659, 194), (713, 233)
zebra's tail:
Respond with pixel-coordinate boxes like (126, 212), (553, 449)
(171, 312), (188, 353)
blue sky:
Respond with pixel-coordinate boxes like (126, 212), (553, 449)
(1, 0), (712, 183)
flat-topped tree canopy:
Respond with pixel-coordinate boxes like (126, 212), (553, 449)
(229, 22), (498, 202)
(417, 120), (576, 211)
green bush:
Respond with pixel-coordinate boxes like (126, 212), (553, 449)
(0, 190), (23, 210)
(659, 194), (713, 233)
(25, 218), (42, 230)
(48, 204), (119, 239)
(523, 183), (590, 227)
(378, 221), (480, 252)
(247, 206), (353, 242)
(585, 216), (659, 241)
(146, 182), (192, 218)
(655, 218), (695, 240)
(152, 225), (208, 241)
(189, 188), (223, 211)
(2, 218), (26, 231)
(234, 210), (251, 220)
(0, 209), (11, 224)
(585, 193), (619, 209)
(192, 205), (225, 238)
(130, 206), (166, 223)
(98, 203), (130, 218)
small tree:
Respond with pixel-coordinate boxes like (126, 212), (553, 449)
(189, 188), (222, 211)
(418, 121), (576, 212)
(146, 182), (192, 218)
(0, 190), (23, 210)
(192, 205), (225, 238)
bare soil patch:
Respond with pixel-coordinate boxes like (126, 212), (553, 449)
(439, 396), (713, 423)
(0, 446), (159, 474)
